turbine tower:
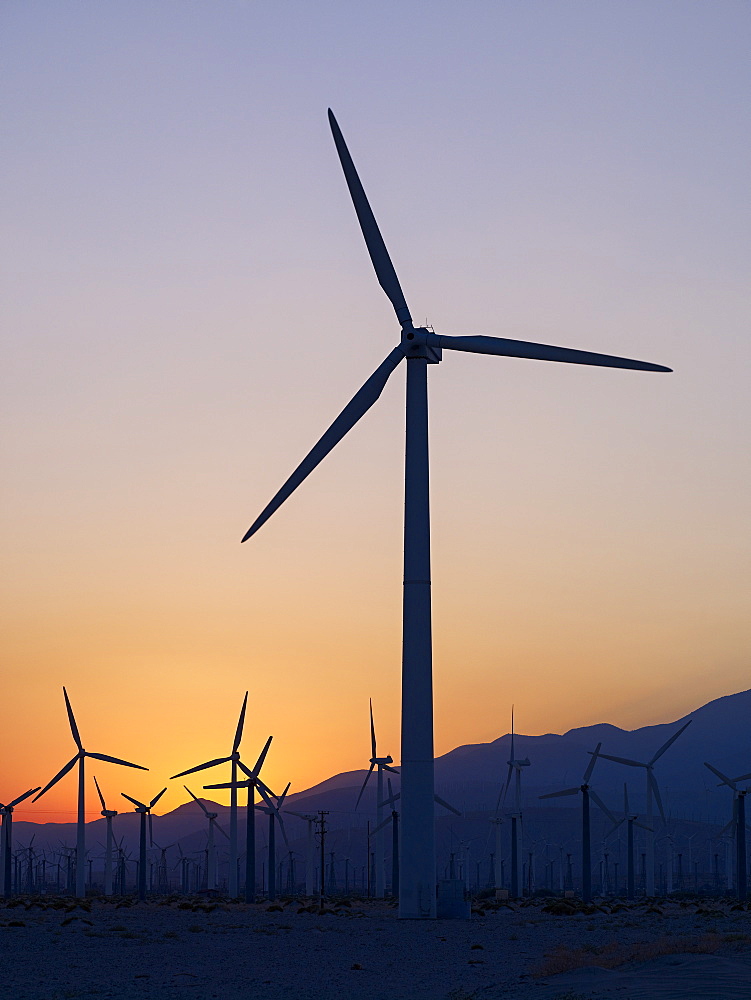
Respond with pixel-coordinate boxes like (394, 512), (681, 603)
(241, 110), (671, 919)
(354, 700), (399, 898)
(597, 720), (691, 896)
(33, 687), (147, 898)
(170, 692), (248, 897)
(606, 783), (653, 899)
(183, 786), (229, 891)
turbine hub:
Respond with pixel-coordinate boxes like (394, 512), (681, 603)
(402, 326), (441, 363)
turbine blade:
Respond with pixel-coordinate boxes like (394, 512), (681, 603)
(233, 692), (248, 754)
(596, 753), (644, 768)
(434, 795), (461, 817)
(704, 762), (735, 789)
(87, 752), (147, 771)
(734, 772), (751, 783)
(634, 821), (654, 832)
(605, 818), (625, 839)
(426, 333), (671, 373)
(150, 788), (167, 809)
(583, 742), (602, 784)
(500, 764), (514, 809)
(215, 820), (230, 841)
(252, 735), (273, 776)
(589, 789), (617, 825)
(93, 775), (106, 811)
(355, 763), (375, 809)
(121, 792), (147, 810)
(62, 687), (83, 750)
(242, 346), (405, 542)
(183, 786), (209, 816)
(382, 764), (400, 775)
(510, 705), (515, 762)
(369, 699), (376, 759)
(539, 787), (580, 799)
(8, 787), (41, 809)
(277, 782), (291, 809)
(328, 109), (411, 326)
(650, 720), (692, 764)
(33, 754), (80, 801)
(170, 756), (232, 779)
(257, 785), (279, 816)
(203, 779), (249, 790)
(276, 813), (290, 851)
(648, 771), (666, 824)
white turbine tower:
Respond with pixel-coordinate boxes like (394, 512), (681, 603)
(1, 787), (40, 899)
(597, 719), (691, 896)
(92, 776), (118, 896)
(33, 687), (148, 898)
(170, 692), (248, 897)
(354, 700), (399, 898)
(241, 110), (671, 918)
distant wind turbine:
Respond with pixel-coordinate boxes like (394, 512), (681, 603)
(183, 786), (228, 891)
(1, 787), (40, 899)
(255, 783), (291, 902)
(705, 761), (751, 902)
(354, 700), (399, 898)
(33, 687), (147, 898)
(202, 734), (277, 902)
(605, 783), (653, 899)
(499, 707), (530, 899)
(539, 743), (616, 902)
(120, 787), (167, 901)
(92, 776), (118, 896)
(240, 110), (670, 918)
(170, 692), (248, 897)
(597, 719), (691, 896)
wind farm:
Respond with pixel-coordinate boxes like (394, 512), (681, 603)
(2, 3), (750, 998)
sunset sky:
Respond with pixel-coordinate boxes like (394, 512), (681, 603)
(2, 2), (749, 823)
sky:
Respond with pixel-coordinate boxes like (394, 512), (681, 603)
(2, 1), (749, 823)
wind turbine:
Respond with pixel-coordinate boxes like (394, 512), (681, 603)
(241, 110), (671, 919)
(705, 761), (751, 902)
(498, 707), (530, 899)
(33, 687), (148, 898)
(182, 786), (229, 891)
(93, 776), (118, 896)
(120, 787), (167, 901)
(202, 734), (277, 902)
(597, 719), (691, 896)
(170, 692), (248, 897)
(283, 808), (318, 897)
(254, 782), (291, 902)
(539, 743), (617, 902)
(605, 783), (653, 899)
(354, 700), (399, 898)
(1, 787), (40, 899)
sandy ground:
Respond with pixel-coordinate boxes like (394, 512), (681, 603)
(0, 897), (749, 1000)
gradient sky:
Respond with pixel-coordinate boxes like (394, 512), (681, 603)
(2, 1), (749, 823)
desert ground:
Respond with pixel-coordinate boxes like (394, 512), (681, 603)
(1, 896), (750, 1000)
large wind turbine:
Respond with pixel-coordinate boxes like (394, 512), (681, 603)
(241, 110), (671, 919)
(33, 687), (147, 898)
(354, 700), (399, 898)
(1, 787), (40, 899)
(597, 719), (691, 896)
(170, 692), (248, 897)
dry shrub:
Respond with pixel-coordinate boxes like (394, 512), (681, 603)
(534, 931), (751, 978)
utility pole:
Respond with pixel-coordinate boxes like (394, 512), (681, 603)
(316, 811), (328, 902)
